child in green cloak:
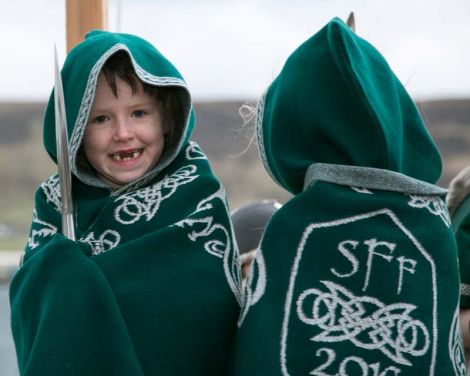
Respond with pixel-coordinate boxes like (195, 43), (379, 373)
(9, 31), (241, 375)
(230, 18), (466, 375)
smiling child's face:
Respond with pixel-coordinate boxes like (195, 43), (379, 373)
(83, 73), (167, 187)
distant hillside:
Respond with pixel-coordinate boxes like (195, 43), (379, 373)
(0, 102), (43, 143)
(419, 99), (470, 126)
(416, 99), (470, 184)
(0, 99), (469, 249)
(192, 99), (470, 189)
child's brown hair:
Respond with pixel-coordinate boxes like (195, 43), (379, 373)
(100, 50), (185, 151)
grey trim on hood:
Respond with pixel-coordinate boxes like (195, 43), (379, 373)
(304, 163), (448, 195)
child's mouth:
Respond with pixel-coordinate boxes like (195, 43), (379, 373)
(110, 148), (143, 162)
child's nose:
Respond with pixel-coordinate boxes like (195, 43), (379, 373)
(114, 119), (134, 141)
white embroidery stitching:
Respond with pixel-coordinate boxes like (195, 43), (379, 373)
(175, 186), (242, 306)
(449, 306), (467, 375)
(310, 347), (401, 375)
(407, 194), (451, 227)
(280, 209), (438, 376)
(27, 210), (58, 250)
(296, 280), (430, 366)
(80, 230), (121, 256)
(186, 141), (206, 160)
(40, 175), (62, 212)
(114, 165), (198, 224)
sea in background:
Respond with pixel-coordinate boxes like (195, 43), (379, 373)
(1, 283), (18, 376)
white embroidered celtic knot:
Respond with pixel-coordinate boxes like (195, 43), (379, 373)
(297, 280), (430, 366)
(40, 175), (62, 212)
(181, 216), (226, 258)
(186, 141), (206, 160)
(175, 188), (230, 258)
(114, 165), (198, 224)
(175, 187), (242, 305)
(80, 230), (121, 256)
(407, 194), (451, 227)
(27, 210), (58, 250)
(281, 209), (439, 375)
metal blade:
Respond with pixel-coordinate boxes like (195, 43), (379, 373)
(346, 11), (356, 32)
(54, 45), (76, 240)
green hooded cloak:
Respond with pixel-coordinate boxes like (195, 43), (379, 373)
(10, 30), (241, 375)
(231, 18), (465, 375)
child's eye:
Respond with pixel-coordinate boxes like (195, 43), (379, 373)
(92, 115), (109, 124)
(132, 110), (147, 118)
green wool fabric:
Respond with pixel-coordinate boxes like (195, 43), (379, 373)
(10, 31), (241, 375)
(452, 195), (470, 307)
(231, 18), (465, 375)
(257, 18), (441, 195)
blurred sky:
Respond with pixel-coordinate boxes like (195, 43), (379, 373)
(0, 0), (469, 101)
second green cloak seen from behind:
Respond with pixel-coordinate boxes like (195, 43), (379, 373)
(231, 18), (465, 376)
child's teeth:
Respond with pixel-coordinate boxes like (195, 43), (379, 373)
(113, 149), (141, 161)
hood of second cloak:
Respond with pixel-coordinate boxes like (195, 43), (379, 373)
(256, 18), (442, 194)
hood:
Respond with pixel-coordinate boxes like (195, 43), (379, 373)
(256, 18), (442, 194)
(44, 30), (195, 192)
